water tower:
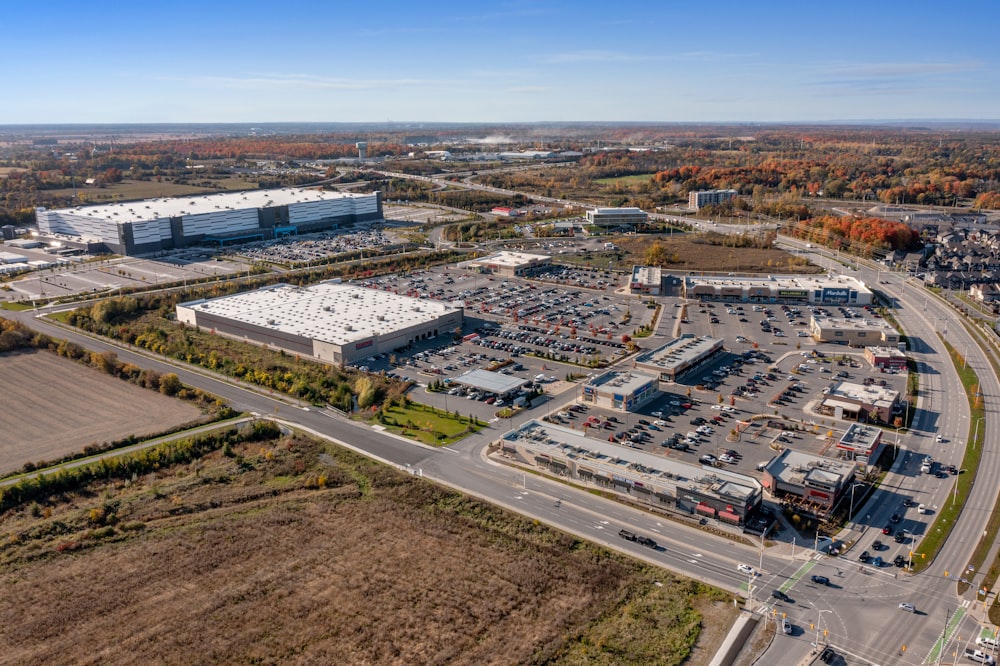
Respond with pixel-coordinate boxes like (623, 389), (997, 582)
(356, 142), (367, 160)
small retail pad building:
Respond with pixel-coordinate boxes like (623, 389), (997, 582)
(498, 420), (763, 525)
(457, 251), (551, 278)
(809, 315), (900, 347)
(633, 335), (725, 383)
(580, 370), (659, 412)
(818, 381), (901, 424)
(761, 449), (856, 518)
(176, 281), (463, 365)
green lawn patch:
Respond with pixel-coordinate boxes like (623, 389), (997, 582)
(0, 301), (33, 311)
(363, 401), (484, 446)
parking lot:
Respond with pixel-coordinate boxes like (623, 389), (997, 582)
(527, 294), (908, 480)
(235, 225), (398, 264)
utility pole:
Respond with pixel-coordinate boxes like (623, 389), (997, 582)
(937, 608), (952, 666)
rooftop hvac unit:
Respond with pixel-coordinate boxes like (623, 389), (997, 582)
(344, 324), (353, 331)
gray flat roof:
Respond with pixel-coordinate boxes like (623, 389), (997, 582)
(502, 419), (760, 502)
(586, 370), (658, 394)
(634, 335), (723, 371)
(812, 315), (898, 333)
(452, 368), (528, 395)
(49, 187), (373, 224)
(686, 274), (871, 294)
(827, 381), (899, 407)
(180, 282), (461, 347)
(765, 448), (854, 487)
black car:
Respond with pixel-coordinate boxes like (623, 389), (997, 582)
(858, 551), (871, 563)
(894, 531), (908, 544)
(811, 575), (830, 586)
(772, 589), (791, 602)
(872, 540), (885, 551)
(690, 417), (707, 425)
(902, 498), (914, 508)
(636, 535), (658, 549)
(638, 419), (651, 426)
(890, 513), (901, 524)
(893, 555), (907, 568)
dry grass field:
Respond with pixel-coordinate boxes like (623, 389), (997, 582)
(0, 431), (736, 666)
(0, 350), (202, 474)
(44, 176), (258, 202)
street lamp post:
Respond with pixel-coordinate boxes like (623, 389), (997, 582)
(974, 417), (985, 450)
(849, 482), (866, 527)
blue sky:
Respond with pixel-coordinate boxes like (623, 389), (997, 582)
(3, 0), (999, 124)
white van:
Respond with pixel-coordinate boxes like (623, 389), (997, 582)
(977, 636), (1000, 650)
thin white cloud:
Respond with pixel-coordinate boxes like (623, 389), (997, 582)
(173, 73), (437, 91)
(542, 50), (655, 64)
(825, 61), (982, 77)
(506, 85), (550, 94)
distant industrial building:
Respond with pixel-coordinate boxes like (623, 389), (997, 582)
(761, 449), (856, 518)
(683, 274), (873, 305)
(819, 381), (901, 424)
(35, 187), (382, 256)
(633, 335), (725, 383)
(497, 420), (762, 525)
(458, 250), (551, 278)
(629, 265), (663, 296)
(688, 189), (738, 210)
(580, 370), (659, 412)
(176, 282), (462, 366)
(809, 315), (900, 346)
(864, 346), (908, 371)
(585, 207), (647, 229)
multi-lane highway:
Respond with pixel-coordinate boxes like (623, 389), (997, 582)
(7, 227), (999, 665)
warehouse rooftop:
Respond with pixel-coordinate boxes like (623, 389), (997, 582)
(180, 282), (462, 346)
(48, 187), (371, 224)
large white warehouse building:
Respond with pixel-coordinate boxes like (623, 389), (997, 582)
(176, 282), (463, 365)
(35, 187), (382, 256)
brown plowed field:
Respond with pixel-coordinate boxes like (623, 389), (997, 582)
(0, 350), (202, 473)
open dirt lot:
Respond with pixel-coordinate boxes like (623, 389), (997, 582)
(0, 350), (202, 473)
(0, 432), (735, 665)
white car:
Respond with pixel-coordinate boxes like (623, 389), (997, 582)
(722, 406), (737, 413)
(782, 618), (792, 635)
(720, 454), (736, 464)
(669, 400), (681, 406)
(737, 563), (756, 576)
(711, 405), (724, 411)
(654, 420), (668, 427)
(898, 602), (915, 613)
(651, 411), (664, 418)
(936, 434), (944, 443)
